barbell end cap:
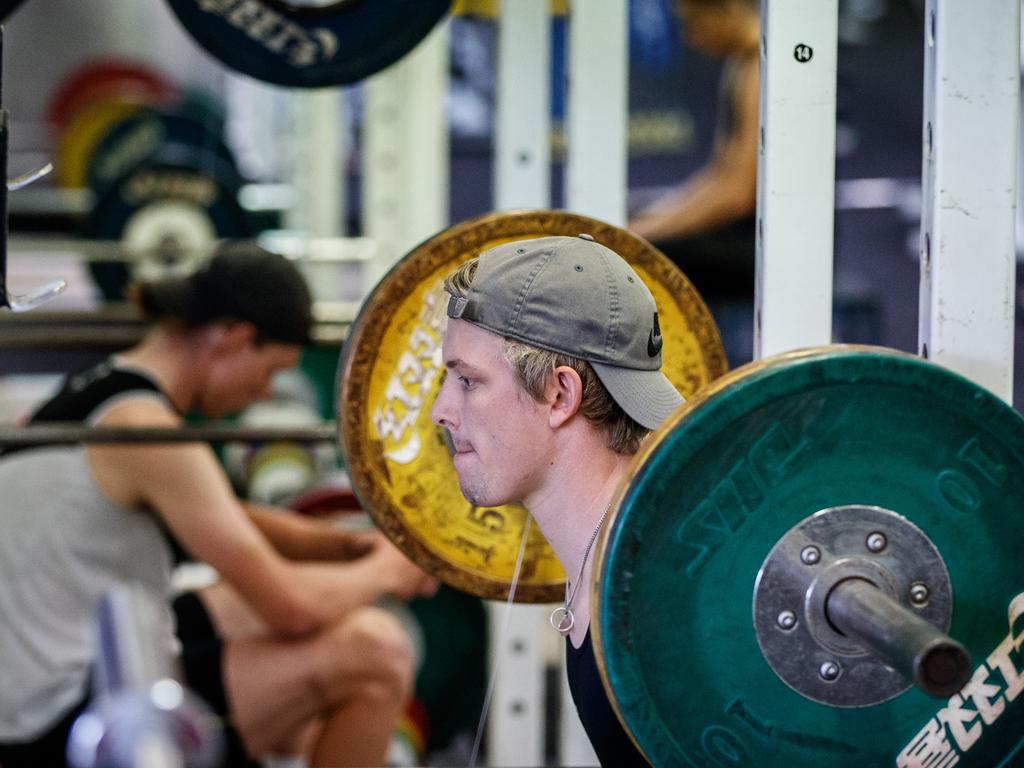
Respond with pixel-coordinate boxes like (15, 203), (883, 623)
(914, 638), (972, 698)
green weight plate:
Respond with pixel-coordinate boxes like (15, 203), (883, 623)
(85, 146), (249, 301)
(593, 345), (1024, 767)
(86, 106), (238, 197)
(178, 88), (227, 132)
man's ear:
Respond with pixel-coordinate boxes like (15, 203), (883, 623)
(547, 365), (584, 428)
(214, 321), (257, 354)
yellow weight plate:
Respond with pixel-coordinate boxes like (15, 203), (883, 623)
(56, 98), (146, 189)
(339, 209), (727, 601)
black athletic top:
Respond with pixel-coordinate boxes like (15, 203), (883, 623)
(566, 629), (650, 767)
(28, 360), (163, 423)
(2, 360), (166, 458)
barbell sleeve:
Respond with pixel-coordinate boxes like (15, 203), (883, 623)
(826, 577), (972, 698)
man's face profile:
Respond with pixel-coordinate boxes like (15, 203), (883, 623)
(431, 318), (552, 509)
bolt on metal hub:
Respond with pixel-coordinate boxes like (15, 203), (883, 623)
(819, 661), (842, 681)
(801, 545), (821, 565)
(910, 582), (931, 605)
(777, 610), (797, 630)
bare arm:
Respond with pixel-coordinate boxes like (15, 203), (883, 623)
(89, 400), (436, 638)
(245, 501), (377, 562)
(630, 54), (760, 241)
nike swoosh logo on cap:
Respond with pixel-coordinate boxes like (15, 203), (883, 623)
(648, 313), (663, 357)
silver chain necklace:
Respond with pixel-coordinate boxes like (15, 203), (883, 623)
(550, 503), (612, 634)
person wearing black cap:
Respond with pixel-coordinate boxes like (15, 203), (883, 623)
(432, 234), (682, 766)
(0, 241), (437, 768)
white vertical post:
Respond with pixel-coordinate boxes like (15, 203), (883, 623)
(487, 3), (552, 766)
(559, 2), (624, 763)
(755, 0), (837, 358)
(565, 0), (628, 225)
(495, 0), (551, 210)
(223, 74), (287, 183)
(287, 89), (345, 236)
(362, 22), (450, 285)
(486, 603), (548, 766)
(919, 0), (1019, 402)
(561, 4), (622, 765)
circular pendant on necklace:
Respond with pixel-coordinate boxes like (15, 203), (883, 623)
(550, 606), (574, 634)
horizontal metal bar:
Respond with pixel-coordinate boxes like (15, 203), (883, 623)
(0, 324), (147, 348)
(826, 577), (971, 698)
(0, 422), (338, 446)
(0, 322), (350, 348)
(5, 182), (292, 218)
(0, 305), (353, 348)
(6, 185), (92, 216)
(8, 235), (382, 264)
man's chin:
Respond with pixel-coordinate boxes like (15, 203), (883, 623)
(459, 479), (496, 508)
(459, 484), (484, 506)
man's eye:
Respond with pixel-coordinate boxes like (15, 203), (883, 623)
(459, 376), (475, 389)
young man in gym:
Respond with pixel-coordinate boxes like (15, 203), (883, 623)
(0, 242), (437, 768)
(431, 234), (684, 766)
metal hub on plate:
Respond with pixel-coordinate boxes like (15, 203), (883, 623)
(753, 504), (954, 706)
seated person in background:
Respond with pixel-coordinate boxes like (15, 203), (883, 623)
(629, 0), (760, 308)
(0, 241), (438, 768)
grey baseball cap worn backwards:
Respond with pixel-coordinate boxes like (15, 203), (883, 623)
(446, 233), (684, 430)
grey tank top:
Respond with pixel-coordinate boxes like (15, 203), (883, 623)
(0, 367), (176, 740)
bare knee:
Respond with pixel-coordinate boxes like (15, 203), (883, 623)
(313, 606), (414, 707)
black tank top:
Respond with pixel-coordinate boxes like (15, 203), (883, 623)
(2, 361), (163, 458)
(566, 629), (650, 766)
(30, 360), (163, 421)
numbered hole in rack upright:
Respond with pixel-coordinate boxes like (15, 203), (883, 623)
(793, 44), (813, 63)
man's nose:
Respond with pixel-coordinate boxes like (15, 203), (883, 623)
(431, 379), (456, 429)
